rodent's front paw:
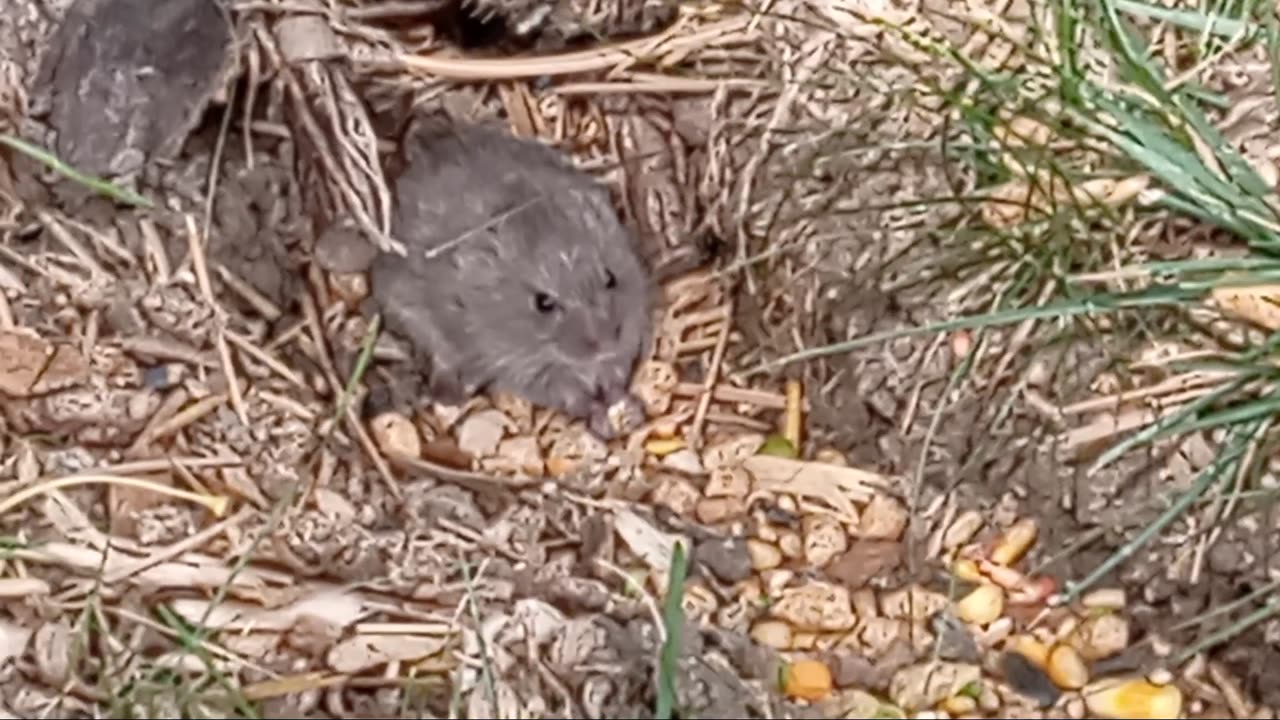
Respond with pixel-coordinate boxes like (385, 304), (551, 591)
(586, 394), (644, 440)
(425, 367), (469, 406)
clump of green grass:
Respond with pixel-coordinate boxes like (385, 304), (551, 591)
(755, 0), (1280, 652)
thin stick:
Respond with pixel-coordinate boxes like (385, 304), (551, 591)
(102, 507), (252, 585)
(0, 475), (228, 519)
(395, 17), (753, 80)
(689, 302), (734, 447)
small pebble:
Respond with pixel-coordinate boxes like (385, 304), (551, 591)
(859, 494), (909, 540)
(750, 620), (792, 650)
(931, 612), (980, 663)
(770, 582), (858, 632)
(704, 466), (750, 498)
(653, 476), (700, 516)
(1001, 651), (1060, 709)
(455, 408), (508, 457)
(695, 497), (747, 524)
(802, 514), (849, 567)
(813, 447), (849, 466)
(662, 448), (704, 474)
(826, 650), (878, 688)
(370, 411), (421, 458)
(1075, 613), (1129, 661)
(142, 364), (180, 390)
(694, 537), (753, 584)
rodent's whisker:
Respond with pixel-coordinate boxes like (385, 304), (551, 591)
(422, 193), (549, 261)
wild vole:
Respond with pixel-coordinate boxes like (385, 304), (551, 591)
(369, 121), (654, 439)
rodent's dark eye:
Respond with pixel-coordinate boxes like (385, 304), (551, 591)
(533, 291), (558, 314)
(604, 269), (617, 289)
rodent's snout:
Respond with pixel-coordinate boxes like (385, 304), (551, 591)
(589, 361), (633, 406)
(590, 377), (619, 403)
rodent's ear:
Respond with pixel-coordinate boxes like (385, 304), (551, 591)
(398, 113), (453, 158)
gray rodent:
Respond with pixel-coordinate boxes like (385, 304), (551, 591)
(369, 120), (655, 439)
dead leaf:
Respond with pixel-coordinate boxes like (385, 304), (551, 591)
(312, 488), (357, 521)
(890, 661), (982, 711)
(0, 620), (33, 665)
(662, 448), (704, 473)
(0, 577), (51, 597)
(0, 329), (50, 397)
(614, 509), (683, 576)
(745, 455), (889, 522)
(34, 542), (270, 591)
(32, 619), (73, 686)
(244, 671), (347, 702)
(326, 633), (448, 674)
(223, 632), (281, 659)
(170, 588), (367, 632)
(15, 442), (38, 483)
(0, 328), (88, 398)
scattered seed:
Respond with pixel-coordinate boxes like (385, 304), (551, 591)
(1084, 678), (1183, 720)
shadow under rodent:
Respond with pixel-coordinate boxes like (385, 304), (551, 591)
(366, 120), (658, 439)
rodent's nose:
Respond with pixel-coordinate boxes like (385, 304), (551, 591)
(592, 377), (628, 406)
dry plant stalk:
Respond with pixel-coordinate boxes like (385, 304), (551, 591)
(0, 475), (229, 519)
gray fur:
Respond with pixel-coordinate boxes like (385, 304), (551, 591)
(370, 122), (654, 438)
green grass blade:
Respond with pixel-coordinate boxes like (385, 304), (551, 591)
(1111, 0), (1254, 35)
(1137, 256), (1280, 275)
(655, 541), (688, 720)
(750, 283), (1199, 375)
(331, 314), (381, 426)
(1084, 95), (1265, 216)
(1060, 419), (1261, 604)
(0, 134), (155, 209)
(1087, 376), (1251, 474)
(1161, 386), (1280, 436)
